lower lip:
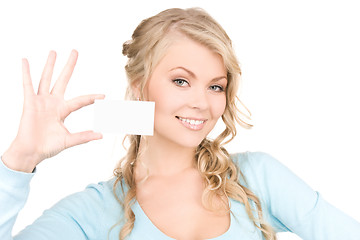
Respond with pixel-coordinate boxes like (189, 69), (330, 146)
(177, 118), (206, 131)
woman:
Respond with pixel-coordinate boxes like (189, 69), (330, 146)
(0, 7), (359, 240)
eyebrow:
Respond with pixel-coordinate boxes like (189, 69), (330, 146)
(170, 66), (227, 82)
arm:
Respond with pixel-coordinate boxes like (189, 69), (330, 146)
(0, 156), (87, 240)
(0, 50), (106, 239)
(0, 156), (112, 240)
(243, 152), (360, 240)
(0, 156), (34, 240)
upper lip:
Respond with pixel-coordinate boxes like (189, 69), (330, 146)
(176, 116), (208, 121)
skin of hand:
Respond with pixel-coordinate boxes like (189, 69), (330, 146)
(2, 50), (105, 173)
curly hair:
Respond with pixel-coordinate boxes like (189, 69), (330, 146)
(111, 7), (277, 240)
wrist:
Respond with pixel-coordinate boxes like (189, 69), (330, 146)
(2, 144), (38, 173)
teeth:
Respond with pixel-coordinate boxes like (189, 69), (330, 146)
(178, 117), (204, 125)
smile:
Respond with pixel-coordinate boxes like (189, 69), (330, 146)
(176, 116), (207, 130)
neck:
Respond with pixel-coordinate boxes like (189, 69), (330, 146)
(135, 135), (198, 179)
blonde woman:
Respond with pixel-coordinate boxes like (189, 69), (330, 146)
(0, 8), (359, 240)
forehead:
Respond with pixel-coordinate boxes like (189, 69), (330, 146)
(154, 36), (226, 77)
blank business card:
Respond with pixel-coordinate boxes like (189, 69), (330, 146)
(93, 100), (155, 136)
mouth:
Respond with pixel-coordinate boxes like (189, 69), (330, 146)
(175, 116), (207, 130)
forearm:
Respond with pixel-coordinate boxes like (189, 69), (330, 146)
(0, 156), (35, 240)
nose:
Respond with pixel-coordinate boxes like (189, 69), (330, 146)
(188, 87), (209, 111)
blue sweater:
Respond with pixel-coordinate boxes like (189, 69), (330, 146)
(1, 152), (359, 239)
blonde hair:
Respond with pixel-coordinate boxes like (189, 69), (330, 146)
(112, 8), (277, 240)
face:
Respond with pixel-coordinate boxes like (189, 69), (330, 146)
(144, 36), (227, 148)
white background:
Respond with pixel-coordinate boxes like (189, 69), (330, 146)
(0, 0), (359, 239)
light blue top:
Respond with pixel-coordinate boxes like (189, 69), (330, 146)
(1, 152), (359, 240)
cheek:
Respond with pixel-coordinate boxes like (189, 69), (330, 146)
(209, 95), (227, 119)
(147, 83), (182, 116)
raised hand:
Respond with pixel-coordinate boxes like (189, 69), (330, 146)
(2, 50), (105, 173)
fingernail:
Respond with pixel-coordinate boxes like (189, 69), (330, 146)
(22, 58), (27, 66)
(95, 132), (103, 139)
(95, 94), (105, 99)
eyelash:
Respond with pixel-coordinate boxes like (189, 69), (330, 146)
(173, 78), (189, 87)
(209, 85), (224, 92)
(172, 78), (225, 92)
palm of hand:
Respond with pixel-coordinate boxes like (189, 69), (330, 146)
(16, 94), (70, 161)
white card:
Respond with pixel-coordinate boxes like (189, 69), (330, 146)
(93, 100), (155, 135)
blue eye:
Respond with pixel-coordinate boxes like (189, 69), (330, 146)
(173, 79), (189, 87)
(209, 85), (224, 92)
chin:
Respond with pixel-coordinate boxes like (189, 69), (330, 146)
(169, 130), (210, 149)
(177, 138), (205, 149)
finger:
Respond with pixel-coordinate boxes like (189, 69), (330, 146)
(63, 94), (105, 119)
(65, 130), (103, 149)
(38, 51), (57, 95)
(22, 58), (35, 100)
(51, 49), (78, 96)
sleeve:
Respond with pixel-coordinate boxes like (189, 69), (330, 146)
(0, 156), (107, 240)
(241, 152), (360, 240)
(0, 156), (35, 240)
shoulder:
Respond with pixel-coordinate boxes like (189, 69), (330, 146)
(45, 177), (123, 237)
(230, 151), (322, 231)
(230, 151), (286, 186)
(53, 177), (119, 210)
(230, 151), (282, 169)
(230, 151), (275, 168)
(229, 151), (311, 198)
(229, 151), (274, 199)
(11, 178), (125, 239)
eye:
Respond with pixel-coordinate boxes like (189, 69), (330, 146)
(173, 78), (189, 87)
(209, 85), (224, 92)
